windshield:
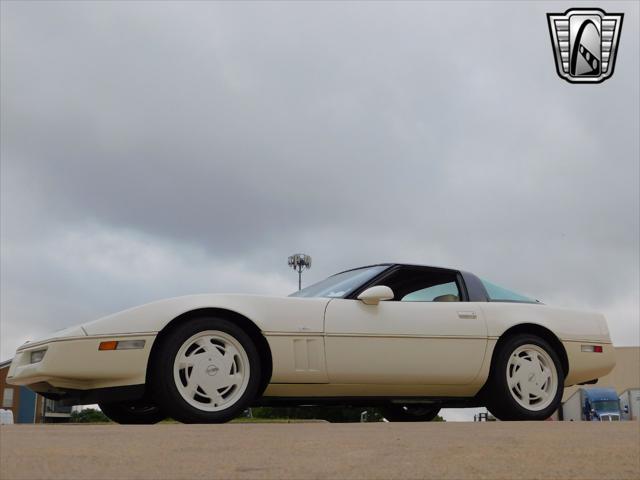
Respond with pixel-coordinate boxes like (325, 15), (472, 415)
(481, 279), (538, 303)
(290, 265), (388, 298)
(593, 400), (620, 413)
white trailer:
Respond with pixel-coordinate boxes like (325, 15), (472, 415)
(619, 389), (640, 421)
(562, 390), (583, 421)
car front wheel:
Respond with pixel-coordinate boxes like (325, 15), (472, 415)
(150, 317), (261, 424)
(486, 334), (564, 421)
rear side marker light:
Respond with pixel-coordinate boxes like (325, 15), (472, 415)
(99, 340), (145, 351)
(581, 345), (603, 353)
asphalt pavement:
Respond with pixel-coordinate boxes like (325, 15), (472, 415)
(1, 422), (638, 479)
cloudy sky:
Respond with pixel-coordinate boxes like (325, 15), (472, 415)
(1, 0), (638, 390)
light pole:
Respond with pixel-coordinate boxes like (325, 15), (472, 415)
(288, 254), (312, 290)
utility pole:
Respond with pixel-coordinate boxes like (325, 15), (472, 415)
(288, 254), (312, 290)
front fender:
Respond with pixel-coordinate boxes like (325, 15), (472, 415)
(81, 294), (330, 336)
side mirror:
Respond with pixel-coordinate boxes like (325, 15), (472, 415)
(357, 285), (394, 305)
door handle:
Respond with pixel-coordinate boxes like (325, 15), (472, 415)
(457, 311), (477, 319)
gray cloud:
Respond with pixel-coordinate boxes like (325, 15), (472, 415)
(2, 1), (639, 362)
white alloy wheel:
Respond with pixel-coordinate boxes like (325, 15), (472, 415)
(506, 344), (558, 411)
(173, 330), (250, 412)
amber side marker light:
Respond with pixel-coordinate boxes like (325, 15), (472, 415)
(581, 345), (603, 353)
(99, 340), (145, 351)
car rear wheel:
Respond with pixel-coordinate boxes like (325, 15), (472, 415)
(98, 400), (166, 425)
(382, 404), (441, 422)
(486, 334), (564, 421)
(150, 317), (261, 424)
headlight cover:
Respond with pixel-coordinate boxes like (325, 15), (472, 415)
(29, 349), (47, 364)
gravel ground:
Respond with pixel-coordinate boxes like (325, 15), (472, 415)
(1, 422), (638, 480)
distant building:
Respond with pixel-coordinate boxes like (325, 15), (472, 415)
(0, 359), (42, 423)
(0, 359), (71, 423)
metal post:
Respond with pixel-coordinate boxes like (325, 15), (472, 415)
(288, 254), (311, 291)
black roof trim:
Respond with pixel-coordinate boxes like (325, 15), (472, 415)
(332, 263), (461, 277)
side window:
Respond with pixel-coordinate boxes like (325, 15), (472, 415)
(402, 281), (460, 302)
(373, 267), (462, 302)
(480, 279), (536, 303)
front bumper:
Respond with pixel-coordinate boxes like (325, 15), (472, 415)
(7, 334), (156, 392)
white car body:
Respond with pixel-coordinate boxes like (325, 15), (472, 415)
(7, 264), (615, 410)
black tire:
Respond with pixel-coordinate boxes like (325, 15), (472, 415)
(149, 316), (262, 424)
(98, 400), (166, 425)
(382, 404), (441, 422)
(485, 334), (564, 421)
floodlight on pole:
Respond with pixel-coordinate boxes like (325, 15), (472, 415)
(288, 253), (312, 290)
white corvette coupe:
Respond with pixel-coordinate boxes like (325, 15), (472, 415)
(7, 264), (615, 423)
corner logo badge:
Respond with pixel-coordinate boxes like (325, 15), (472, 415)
(547, 8), (623, 84)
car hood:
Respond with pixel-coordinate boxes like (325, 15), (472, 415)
(18, 324), (89, 349)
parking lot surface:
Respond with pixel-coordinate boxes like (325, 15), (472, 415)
(1, 422), (638, 479)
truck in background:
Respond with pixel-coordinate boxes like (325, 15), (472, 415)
(561, 388), (621, 421)
(618, 389), (640, 421)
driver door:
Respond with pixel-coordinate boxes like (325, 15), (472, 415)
(323, 266), (488, 386)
